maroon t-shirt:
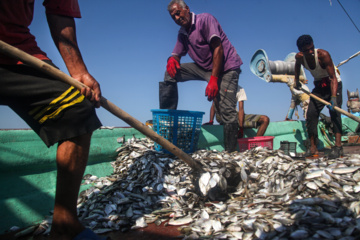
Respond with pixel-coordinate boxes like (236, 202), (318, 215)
(0, 0), (81, 65)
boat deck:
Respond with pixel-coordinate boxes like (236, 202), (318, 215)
(1, 144), (360, 240)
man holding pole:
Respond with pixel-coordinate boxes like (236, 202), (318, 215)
(294, 34), (343, 159)
(0, 1), (105, 239)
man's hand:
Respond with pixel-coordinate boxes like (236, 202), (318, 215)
(203, 121), (213, 125)
(294, 80), (302, 90)
(205, 76), (219, 101)
(75, 73), (101, 108)
(327, 96), (337, 111)
(166, 56), (180, 78)
(47, 14), (101, 108)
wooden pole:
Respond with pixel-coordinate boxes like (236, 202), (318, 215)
(0, 40), (203, 172)
(300, 87), (360, 123)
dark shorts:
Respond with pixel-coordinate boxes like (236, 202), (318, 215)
(243, 114), (262, 128)
(216, 112), (261, 128)
(0, 61), (102, 147)
(306, 81), (342, 136)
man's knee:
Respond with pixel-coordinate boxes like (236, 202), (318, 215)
(259, 115), (270, 125)
(164, 71), (175, 82)
(59, 133), (93, 146)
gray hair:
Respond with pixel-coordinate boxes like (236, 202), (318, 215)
(167, 0), (187, 12)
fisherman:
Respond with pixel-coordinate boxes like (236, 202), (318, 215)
(294, 34), (343, 159)
(0, 1), (106, 239)
(160, 0), (242, 152)
(285, 78), (310, 120)
(204, 85), (270, 139)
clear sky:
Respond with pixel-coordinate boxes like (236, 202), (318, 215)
(1, 0), (359, 129)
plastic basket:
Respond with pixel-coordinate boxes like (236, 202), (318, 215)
(237, 136), (275, 152)
(280, 141), (297, 157)
(151, 109), (205, 154)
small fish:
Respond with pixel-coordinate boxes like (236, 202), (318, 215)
(168, 215), (194, 226)
(117, 135), (125, 144)
(332, 166), (360, 174)
(26, 137), (360, 240)
(290, 229), (309, 239)
(131, 217), (147, 229)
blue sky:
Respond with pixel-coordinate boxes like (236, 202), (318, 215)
(1, 0), (359, 129)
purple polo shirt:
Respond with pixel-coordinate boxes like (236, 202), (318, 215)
(172, 12), (242, 72)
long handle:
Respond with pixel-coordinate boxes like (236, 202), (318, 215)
(300, 87), (360, 123)
(0, 40), (203, 172)
(271, 74), (306, 83)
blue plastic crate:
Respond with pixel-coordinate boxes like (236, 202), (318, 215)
(151, 109), (205, 154)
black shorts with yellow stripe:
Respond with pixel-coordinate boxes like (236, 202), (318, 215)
(0, 61), (102, 147)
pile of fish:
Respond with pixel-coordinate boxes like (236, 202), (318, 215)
(18, 137), (360, 239)
(77, 136), (360, 239)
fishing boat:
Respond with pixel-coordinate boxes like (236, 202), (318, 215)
(0, 114), (359, 239)
(1, 49), (360, 238)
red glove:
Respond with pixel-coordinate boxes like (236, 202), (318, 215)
(205, 76), (219, 101)
(238, 127), (244, 138)
(166, 56), (180, 78)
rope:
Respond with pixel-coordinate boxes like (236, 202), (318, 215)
(336, 0), (360, 34)
(333, 1), (360, 68)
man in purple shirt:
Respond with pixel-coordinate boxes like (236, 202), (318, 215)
(160, 0), (243, 152)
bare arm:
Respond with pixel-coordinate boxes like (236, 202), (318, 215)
(46, 14), (101, 107)
(319, 50), (338, 96)
(238, 101), (244, 128)
(210, 102), (215, 122)
(210, 37), (223, 78)
(294, 53), (303, 89)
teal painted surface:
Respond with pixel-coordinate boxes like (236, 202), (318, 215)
(200, 120), (319, 153)
(0, 117), (358, 232)
(0, 127), (145, 232)
(262, 120), (309, 152)
(199, 118), (358, 152)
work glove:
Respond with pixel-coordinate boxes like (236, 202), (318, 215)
(205, 76), (219, 101)
(238, 127), (244, 139)
(327, 96), (337, 111)
(202, 121), (214, 125)
(166, 56), (180, 78)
